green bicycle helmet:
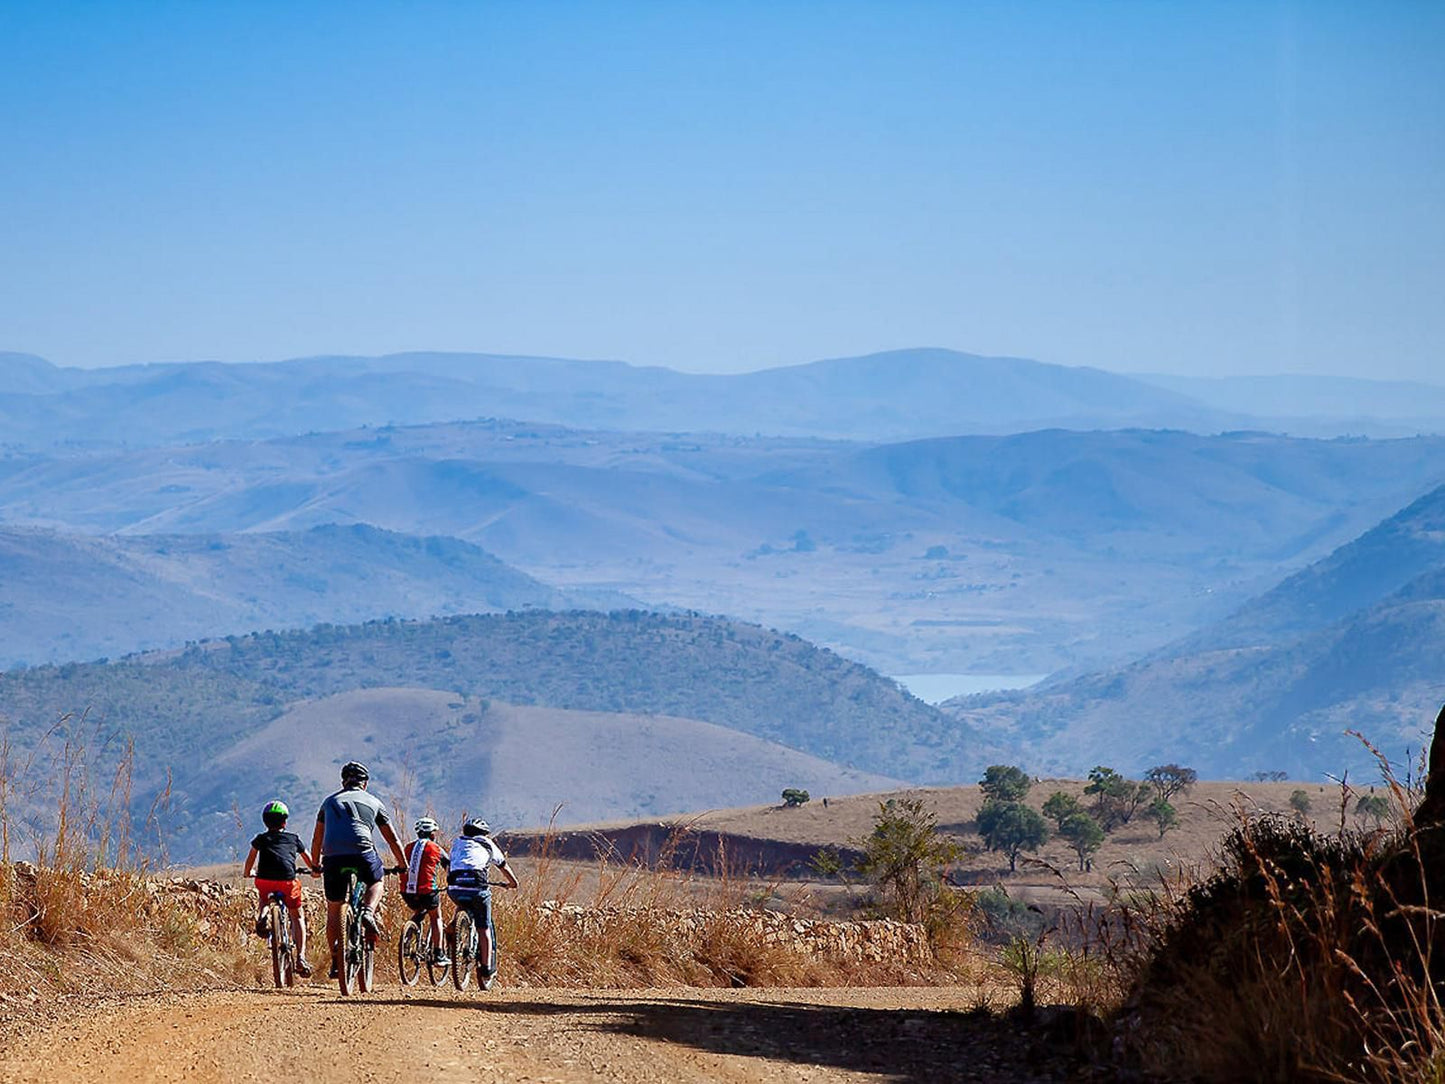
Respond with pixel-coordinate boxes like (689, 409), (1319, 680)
(262, 799), (289, 828)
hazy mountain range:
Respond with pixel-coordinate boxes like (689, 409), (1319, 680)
(7, 347), (1445, 452)
(3, 419), (1444, 674)
(945, 484), (1445, 780)
(4, 345), (1445, 819)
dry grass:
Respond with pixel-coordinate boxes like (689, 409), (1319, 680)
(1103, 757), (1445, 1083)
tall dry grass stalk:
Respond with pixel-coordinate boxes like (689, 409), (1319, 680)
(1108, 744), (1445, 1084)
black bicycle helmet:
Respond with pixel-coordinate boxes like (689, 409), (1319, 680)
(340, 761), (369, 787)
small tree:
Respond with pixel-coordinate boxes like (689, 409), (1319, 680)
(1041, 791), (1082, 829)
(1058, 810), (1104, 871)
(976, 799), (1049, 873)
(781, 788), (810, 807)
(856, 798), (960, 922)
(1144, 764), (1198, 803)
(980, 764), (1032, 803)
(1085, 766), (1146, 830)
(1288, 789), (1312, 818)
(1355, 793), (1390, 828)
(1145, 797), (1179, 839)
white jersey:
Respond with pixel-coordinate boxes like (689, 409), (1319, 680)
(448, 834), (506, 893)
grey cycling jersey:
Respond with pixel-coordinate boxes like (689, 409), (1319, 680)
(316, 788), (390, 856)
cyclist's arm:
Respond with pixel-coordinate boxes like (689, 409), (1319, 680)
(310, 817), (325, 866)
(299, 847), (320, 874)
(242, 846), (259, 879)
(379, 820), (407, 868)
(496, 861), (519, 890)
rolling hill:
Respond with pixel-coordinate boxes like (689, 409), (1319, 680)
(0, 610), (986, 860)
(944, 484), (1445, 781)
(176, 687), (901, 859)
(3, 422), (1444, 676)
(0, 523), (627, 667)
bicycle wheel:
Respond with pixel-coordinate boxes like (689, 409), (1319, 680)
(358, 936), (375, 993)
(338, 874), (360, 996)
(268, 899), (287, 989)
(398, 920), (422, 986)
(452, 910), (474, 991)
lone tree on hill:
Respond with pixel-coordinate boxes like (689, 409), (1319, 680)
(1289, 789), (1313, 818)
(1355, 793), (1390, 829)
(856, 798), (960, 923)
(781, 788), (811, 807)
(980, 764), (1032, 803)
(1145, 764), (1198, 803)
(976, 799), (1049, 873)
(1058, 810), (1105, 871)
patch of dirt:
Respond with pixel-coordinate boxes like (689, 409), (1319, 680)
(0, 985), (1103, 1083)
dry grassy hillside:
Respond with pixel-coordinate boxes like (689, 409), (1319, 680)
(553, 779), (1369, 905)
(181, 686), (899, 854)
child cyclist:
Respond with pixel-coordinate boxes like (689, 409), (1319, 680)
(446, 817), (518, 989)
(402, 817), (451, 966)
(243, 799), (320, 977)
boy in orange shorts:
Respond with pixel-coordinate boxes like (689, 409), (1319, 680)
(243, 799), (319, 977)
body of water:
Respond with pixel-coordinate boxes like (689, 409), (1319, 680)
(892, 673), (1049, 704)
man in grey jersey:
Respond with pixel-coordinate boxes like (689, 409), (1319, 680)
(310, 761), (407, 978)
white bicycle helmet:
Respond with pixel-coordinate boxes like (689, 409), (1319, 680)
(413, 817), (439, 837)
(462, 816), (490, 837)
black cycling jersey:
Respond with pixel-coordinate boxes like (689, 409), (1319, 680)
(251, 829), (304, 880)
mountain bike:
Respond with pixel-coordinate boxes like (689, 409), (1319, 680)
(449, 881), (508, 992)
(260, 888), (300, 988)
(398, 905), (451, 987)
(336, 866), (402, 996)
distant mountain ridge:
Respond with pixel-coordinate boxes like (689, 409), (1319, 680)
(8, 348), (1445, 453)
(0, 348), (1239, 449)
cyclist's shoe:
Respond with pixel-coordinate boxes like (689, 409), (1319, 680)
(431, 949), (450, 967)
(295, 958), (313, 978)
(480, 971), (496, 991)
(360, 908), (380, 937)
(254, 915), (269, 938)
(328, 958), (340, 980)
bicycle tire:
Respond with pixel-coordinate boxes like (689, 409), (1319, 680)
(452, 910), (475, 991)
(338, 873), (360, 996)
(398, 921), (422, 986)
(268, 899), (287, 989)
(359, 936), (375, 994)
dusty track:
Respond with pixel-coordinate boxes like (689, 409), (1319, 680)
(0, 985), (1094, 1083)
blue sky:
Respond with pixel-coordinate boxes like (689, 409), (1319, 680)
(1, 1), (1441, 378)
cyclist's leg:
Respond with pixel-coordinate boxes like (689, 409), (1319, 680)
(321, 857), (356, 970)
(427, 904), (444, 953)
(477, 893), (496, 975)
(356, 852), (386, 929)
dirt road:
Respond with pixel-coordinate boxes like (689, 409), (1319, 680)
(0, 985), (1096, 1083)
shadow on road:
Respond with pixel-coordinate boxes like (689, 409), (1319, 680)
(362, 994), (1095, 1082)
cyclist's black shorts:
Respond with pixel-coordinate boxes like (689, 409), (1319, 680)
(322, 852), (385, 903)
(401, 890), (440, 913)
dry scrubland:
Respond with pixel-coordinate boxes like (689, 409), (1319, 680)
(550, 779), (1359, 905)
(4, 769), (1443, 1082)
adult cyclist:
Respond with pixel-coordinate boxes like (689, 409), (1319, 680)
(446, 817), (518, 989)
(309, 761), (407, 979)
